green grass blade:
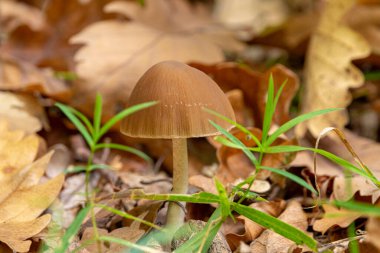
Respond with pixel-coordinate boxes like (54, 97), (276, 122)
(261, 74), (275, 144)
(203, 108), (262, 148)
(214, 178), (231, 219)
(99, 236), (164, 253)
(97, 101), (157, 141)
(259, 166), (317, 195)
(174, 208), (223, 253)
(209, 120), (259, 167)
(232, 203), (318, 251)
(54, 205), (91, 253)
(333, 200), (380, 216)
(96, 204), (162, 230)
(272, 80), (287, 113)
(65, 164), (112, 174)
(130, 190), (221, 204)
(56, 103), (94, 147)
(68, 107), (94, 135)
(93, 94), (102, 139)
(265, 108), (342, 147)
(95, 143), (151, 161)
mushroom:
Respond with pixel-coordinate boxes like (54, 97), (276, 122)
(121, 61), (235, 230)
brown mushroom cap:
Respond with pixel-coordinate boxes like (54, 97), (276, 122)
(121, 61), (236, 139)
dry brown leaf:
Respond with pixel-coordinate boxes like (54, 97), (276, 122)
(0, 92), (48, 134)
(81, 212), (146, 252)
(0, 0), (45, 33)
(225, 200), (285, 251)
(313, 204), (361, 234)
(367, 216), (380, 251)
(346, 4), (380, 54)
(265, 201), (308, 253)
(70, 0), (243, 118)
(296, 0), (371, 138)
(250, 201), (308, 253)
(214, 0), (289, 40)
(0, 55), (70, 100)
(0, 123), (64, 252)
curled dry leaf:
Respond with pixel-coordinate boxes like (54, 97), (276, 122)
(0, 0), (45, 33)
(250, 201), (308, 253)
(296, 0), (371, 138)
(225, 200), (285, 251)
(313, 204), (361, 234)
(190, 63), (299, 128)
(0, 122), (64, 252)
(70, 0), (244, 118)
(0, 91), (48, 134)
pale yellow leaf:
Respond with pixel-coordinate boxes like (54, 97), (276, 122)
(0, 92), (47, 134)
(296, 0), (371, 138)
(313, 204), (361, 234)
(0, 214), (51, 253)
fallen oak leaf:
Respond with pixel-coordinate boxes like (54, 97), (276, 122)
(296, 0), (371, 138)
(0, 123), (64, 252)
(0, 214), (51, 253)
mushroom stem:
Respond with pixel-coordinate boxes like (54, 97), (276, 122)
(166, 138), (188, 230)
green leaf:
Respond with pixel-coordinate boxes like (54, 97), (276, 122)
(131, 190), (221, 204)
(93, 93), (103, 139)
(333, 200), (380, 216)
(99, 236), (163, 253)
(232, 203), (318, 251)
(68, 107), (94, 135)
(203, 108), (262, 148)
(65, 164), (112, 174)
(262, 73), (275, 144)
(97, 101), (157, 141)
(56, 103), (94, 147)
(265, 108), (342, 147)
(95, 143), (151, 162)
(96, 204), (162, 230)
(214, 178), (231, 219)
(259, 166), (318, 195)
(54, 205), (91, 253)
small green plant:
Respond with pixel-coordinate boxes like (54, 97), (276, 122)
(52, 95), (158, 253)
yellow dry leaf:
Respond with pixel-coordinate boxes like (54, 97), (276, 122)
(214, 0), (289, 40)
(0, 92), (48, 134)
(296, 0), (371, 138)
(313, 204), (361, 234)
(0, 0), (46, 33)
(70, 0), (244, 118)
(0, 123), (64, 252)
(346, 4), (380, 54)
